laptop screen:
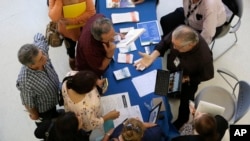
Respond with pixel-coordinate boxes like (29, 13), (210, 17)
(148, 102), (162, 123)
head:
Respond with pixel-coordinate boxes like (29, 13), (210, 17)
(55, 112), (80, 141)
(171, 25), (199, 53)
(66, 70), (98, 94)
(121, 118), (146, 141)
(91, 17), (116, 43)
(194, 113), (219, 141)
(17, 44), (47, 70)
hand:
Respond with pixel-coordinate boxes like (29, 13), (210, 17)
(134, 51), (153, 70)
(103, 41), (115, 58)
(96, 78), (104, 88)
(107, 110), (120, 120)
(143, 122), (157, 128)
(132, 0), (144, 4)
(29, 113), (39, 120)
(34, 33), (45, 42)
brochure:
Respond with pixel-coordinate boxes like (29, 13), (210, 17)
(106, 0), (135, 8)
(137, 20), (161, 46)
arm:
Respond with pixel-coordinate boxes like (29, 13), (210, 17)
(134, 50), (160, 70)
(200, 1), (220, 44)
(99, 41), (116, 70)
(48, 0), (63, 22)
(25, 105), (39, 120)
(102, 128), (115, 141)
(102, 110), (120, 121)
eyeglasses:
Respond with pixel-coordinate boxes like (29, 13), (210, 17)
(124, 123), (142, 134)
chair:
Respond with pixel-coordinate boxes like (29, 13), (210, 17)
(210, 0), (243, 61)
(194, 68), (250, 124)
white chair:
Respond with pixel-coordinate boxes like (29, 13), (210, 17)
(195, 68), (250, 124)
(210, 0), (243, 60)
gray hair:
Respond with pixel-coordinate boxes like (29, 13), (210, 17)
(91, 17), (113, 41)
(172, 25), (199, 46)
(17, 44), (39, 66)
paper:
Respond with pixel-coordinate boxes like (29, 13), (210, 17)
(119, 42), (137, 53)
(196, 100), (225, 116)
(113, 105), (143, 127)
(137, 20), (161, 46)
(111, 11), (140, 24)
(101, 92), (131, 115)
(117, 53), (133, 64)
(131, 70), (157, 97)
(63, 2), (86, 29)
(113, 67), (131, 80)
(116, 28), (145, 48)
(106, 0), (135, 8)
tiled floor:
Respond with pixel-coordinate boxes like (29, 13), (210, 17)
(0, 0), (249, 140)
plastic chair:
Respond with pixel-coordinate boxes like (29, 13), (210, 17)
(210, 0), (243, 60)
(194, 68), (250, 124)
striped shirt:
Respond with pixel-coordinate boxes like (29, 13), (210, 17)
(16, 36), (60, 113)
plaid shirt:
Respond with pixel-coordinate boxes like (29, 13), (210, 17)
(16, 34), (60, 113)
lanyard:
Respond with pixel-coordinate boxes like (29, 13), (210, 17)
(186, 0), (202, 19)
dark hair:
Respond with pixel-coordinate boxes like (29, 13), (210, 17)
(91, 17), (113, 41)
(66, 71), (98, 94)
(194, 113), (219, 141)
(55, 112), (79, 141)
(17, 44), (39, 66)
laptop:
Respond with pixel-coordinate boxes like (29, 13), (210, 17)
(148, 101), (162, 123)
(154, 69), (183, 98)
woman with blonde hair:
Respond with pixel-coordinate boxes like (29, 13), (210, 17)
(102, 118), (163, 141)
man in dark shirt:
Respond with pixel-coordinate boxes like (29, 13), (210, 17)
(76, 14), (117, 78)
(134, 25), (214, 130)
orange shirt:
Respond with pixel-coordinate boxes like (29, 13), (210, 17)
(48, 0), (96, 41)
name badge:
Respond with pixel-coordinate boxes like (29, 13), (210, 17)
(174, 57), (180, 67)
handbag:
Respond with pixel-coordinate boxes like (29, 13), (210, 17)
(45, 22), (64, 47)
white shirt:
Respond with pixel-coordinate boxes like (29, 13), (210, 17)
(183, 0), (227, 44)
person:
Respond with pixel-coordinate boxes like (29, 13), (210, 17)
(75, 14), (118, 78)
(62, 70), (120, 132)
(48, 0), (96, 70)
(16, 33), (60, 123)
(34, 111), (90, 141)
(134, 25), (214, 130)
(172, 112), (228, 141)
(160, 0), (227, 44)
(102, 118), (163, 141)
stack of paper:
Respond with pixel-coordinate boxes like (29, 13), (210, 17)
(111, 11), (140, 24)
(116, 28), (145, 48)
(63, 2), (86, 29)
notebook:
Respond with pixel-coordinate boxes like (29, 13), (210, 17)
(148, 101), (162, 123)
(154, 69), (183, 98)
(196, 100), (225, 116)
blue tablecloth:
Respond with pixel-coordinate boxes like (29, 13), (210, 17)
(96, 0), (180, 140)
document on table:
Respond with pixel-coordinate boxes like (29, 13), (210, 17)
(113, 105), (143, 127)
(101, 92), (131, 114)
(111, 11), (139, 24)
(131, 70), (157, 97)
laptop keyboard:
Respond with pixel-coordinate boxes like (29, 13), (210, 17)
(154, 70), (169, 96)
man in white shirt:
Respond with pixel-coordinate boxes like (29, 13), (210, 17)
(160, 0), (227, 44)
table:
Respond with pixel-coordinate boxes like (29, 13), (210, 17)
(96, 0), (179, 140)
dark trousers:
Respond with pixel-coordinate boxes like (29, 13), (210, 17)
(160, 7), (185, 38)
(173, 83), (198, 130)
(64, 37), (76, 59)
(36, 107), (59, 126)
